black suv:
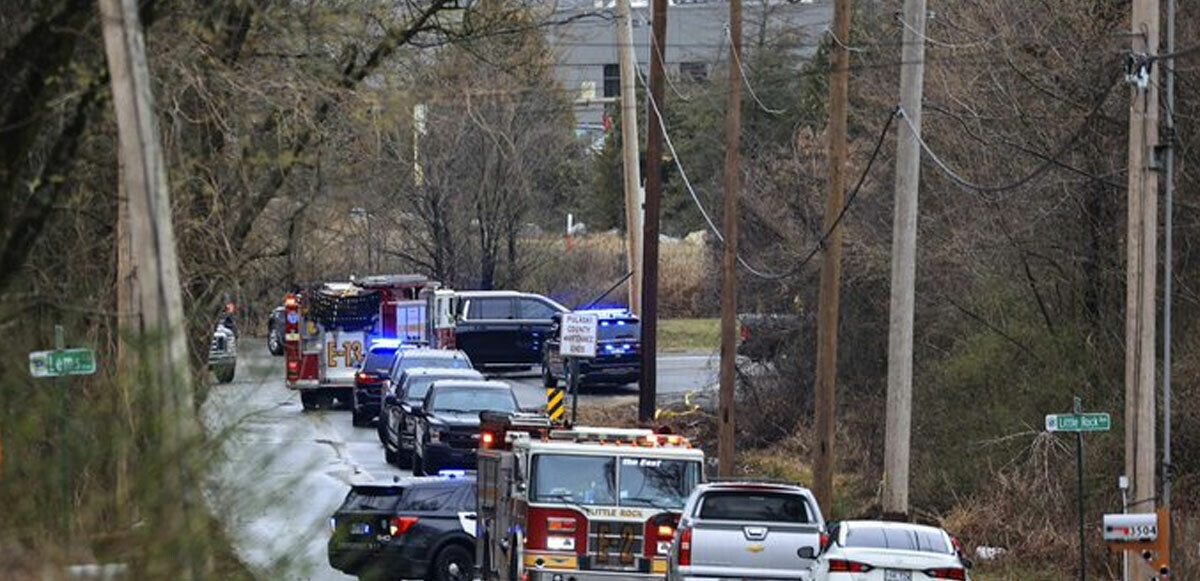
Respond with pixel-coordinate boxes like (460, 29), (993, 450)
(543, 309), (641, 388)
(328, 475), (476, 581)
(380, 366), (485, 468)
(412, 380), (519, 476)
(351, 341), (403, 427)
(452, 291), (567, 368)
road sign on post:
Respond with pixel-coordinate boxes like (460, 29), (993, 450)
(1046, 412), (1112, 433)
(559, 312), (598, 358)
(559, 312), (598, 427)
(29, 348), (98, 378)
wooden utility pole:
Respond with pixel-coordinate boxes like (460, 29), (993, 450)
(883, 0), (927, 520)
(100, 0), (204, 574)
(813, 0), (851, 512)
(616, 0), (643, 315)
(1124, 0), (1158, 528)
(717, 0), (742, 478)
(115, 165), (136, 524)
(639, 0), (668, 425)
(1162, 0), (1177, 567)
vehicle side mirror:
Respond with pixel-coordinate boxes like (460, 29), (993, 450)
(384, 394), (397, 406)
(962, 559), (974, 570)
(797, 546), (815, 559)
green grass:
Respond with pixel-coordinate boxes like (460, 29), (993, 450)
(658, 318), (720, 353)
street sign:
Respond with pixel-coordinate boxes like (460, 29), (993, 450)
(1046, 413), (1111, 433)
(559, 312), (598, 358)
(29, 348), (97, 378)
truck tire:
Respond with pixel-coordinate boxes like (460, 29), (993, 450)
(300, 390), (318, 411)
(267, 329), (283, 356)
(215, 363), (236, 384)
(430, 543), (473, 581)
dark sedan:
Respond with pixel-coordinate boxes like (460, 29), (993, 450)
(412, 380), (518, 476)
(328, 474), (476, 581)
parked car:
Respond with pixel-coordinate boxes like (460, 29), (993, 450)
(267, 305), (286, 356)
(380, 367), (485, 468)
(209, 322), (237, 384)
(327, 473), (477, 581)
(668, 481), (826, 581)
(543, 308), (641, 388)
(452, 291), (567, 369)
(812, 520), (972, 581)
(351, 340), (404, 427)
(412, 380), (519, 476)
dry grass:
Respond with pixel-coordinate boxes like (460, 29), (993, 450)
(521, 233), (715, 317)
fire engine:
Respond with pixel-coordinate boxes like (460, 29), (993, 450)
(475, 413), (705, 580)
(283, 274), (438, 410)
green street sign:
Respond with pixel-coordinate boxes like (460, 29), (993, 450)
(29, 348), (97, 378)
(1046, 412), (1111, 433)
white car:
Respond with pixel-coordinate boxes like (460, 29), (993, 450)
(813, 520), (972, 581)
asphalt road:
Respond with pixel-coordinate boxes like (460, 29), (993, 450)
(201, 340), (717, 579)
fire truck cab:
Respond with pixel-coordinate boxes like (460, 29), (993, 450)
(476, 413), (705, 581)
(283, 275), (435, 410)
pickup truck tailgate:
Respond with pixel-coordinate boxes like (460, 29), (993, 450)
(687, 520), (821, 578)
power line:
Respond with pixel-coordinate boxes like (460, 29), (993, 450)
(636, 53), (897, 281)
(726, 25), (786, 115)
(898, 76), (1121, 194)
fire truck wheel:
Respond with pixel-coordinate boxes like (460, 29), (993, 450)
(429, 543), (473, 581)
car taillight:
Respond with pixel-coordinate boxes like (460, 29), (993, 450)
(925, 567), (966, 580)
(827, 560), (873, 573)
(819, 532), (831, 552)
(547, 517), (576, 533)
(678, 527), (692, 566)
(389, 516), (418, 536)
(287, 360), (299, 372)
(481, 432), (495, 448)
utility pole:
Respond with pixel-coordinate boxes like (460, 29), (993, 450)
(1162, 0), (1177, 566)
(99, 0), (204, 575)
(115, 162), (136, 526)
(882, 0), (927, 520)
(813, 0), (851, 512)
(717, 0), (742, 478)
(616, 0), (643, 316)
(639, 0), (667, 426)
(1123, 0), (1158, 535)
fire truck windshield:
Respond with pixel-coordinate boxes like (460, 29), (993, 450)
(530, 454), (700, 509)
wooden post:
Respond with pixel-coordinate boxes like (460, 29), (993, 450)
(639, 0), (667, 425)
(883, 0), (927, 519)
(616, 0), (642, 315)
(813, 0), (851, 513)
(717, 0), (742, 478)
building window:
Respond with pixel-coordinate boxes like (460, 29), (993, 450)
(603, 63), (621, 98)
(680, 62), (707, 83)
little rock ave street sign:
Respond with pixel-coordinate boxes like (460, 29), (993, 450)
(1045, 413), (1111, 433)
(29, 348), (97, 378)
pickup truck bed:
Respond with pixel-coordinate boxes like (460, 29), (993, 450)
(670, 482), (825, 580)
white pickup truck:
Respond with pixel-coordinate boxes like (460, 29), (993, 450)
(668, 481), (826, 580)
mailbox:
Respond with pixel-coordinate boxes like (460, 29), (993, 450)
(1103, 513), (1159, 543)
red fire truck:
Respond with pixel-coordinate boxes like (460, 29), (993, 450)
(475, 413), (705, 580)
(283, 275), (436, 410)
